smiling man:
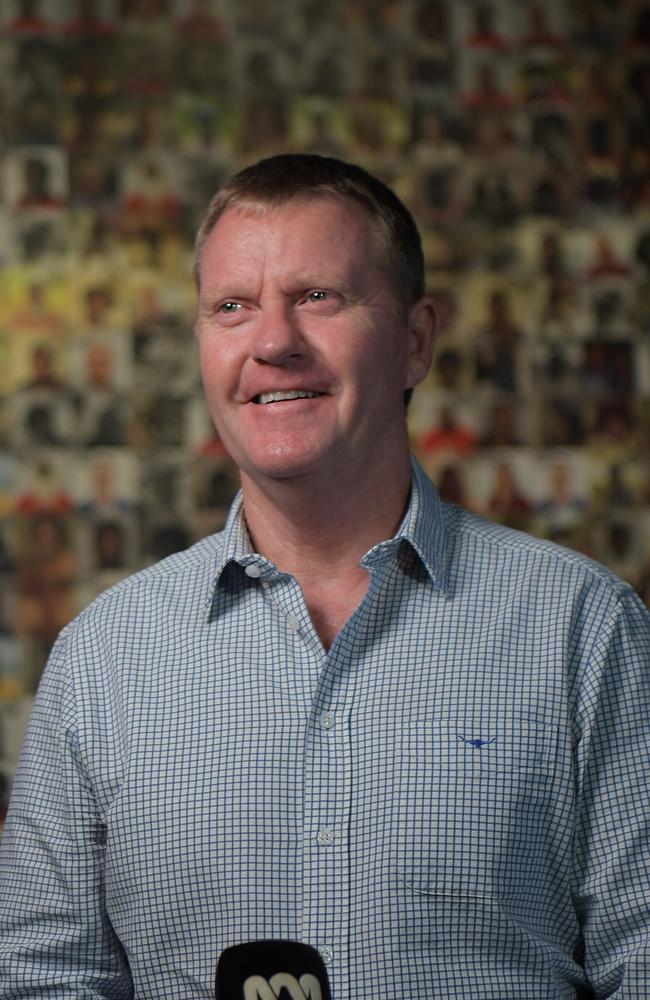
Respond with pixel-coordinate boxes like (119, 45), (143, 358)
(194, 183), (434, 649)
(1, 155), (650, 999)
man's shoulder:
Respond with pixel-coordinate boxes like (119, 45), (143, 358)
(67, 529), (229, 633)
(445, 501), (632, 599)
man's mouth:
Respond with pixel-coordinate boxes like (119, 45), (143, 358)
(253, 390), (324, 404)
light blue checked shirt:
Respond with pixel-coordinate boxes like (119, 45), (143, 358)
(1, 458), (650, 999)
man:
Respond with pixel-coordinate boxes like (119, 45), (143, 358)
(1, 154), (649, 998)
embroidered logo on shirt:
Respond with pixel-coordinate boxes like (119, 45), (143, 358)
(458, 736), (496, 749)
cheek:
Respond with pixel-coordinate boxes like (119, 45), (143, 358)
(198, 340), (236, 395)
(355, 335), (409, 390)
(199, 353), (218, 393)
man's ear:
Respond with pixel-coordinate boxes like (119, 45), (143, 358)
(405, 296), (437, 389)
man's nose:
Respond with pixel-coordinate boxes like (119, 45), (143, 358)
(251, 301), (306, 366)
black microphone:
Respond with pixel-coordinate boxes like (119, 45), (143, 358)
(215, 940), (332, 1000)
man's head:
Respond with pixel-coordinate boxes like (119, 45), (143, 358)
(194, 153), (425, 318)
(194, 155), (435, 491)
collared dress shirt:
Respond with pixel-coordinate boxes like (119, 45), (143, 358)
(1, 458), (649, 999)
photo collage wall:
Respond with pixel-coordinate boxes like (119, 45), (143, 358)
(1, 0), (650, 816)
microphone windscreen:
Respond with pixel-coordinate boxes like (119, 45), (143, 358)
(215, 940), (332, 1000)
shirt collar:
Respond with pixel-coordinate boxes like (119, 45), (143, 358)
(205, 454), (449, 619)
(203, 489), (273, 619)
(359, 455), (449, 593)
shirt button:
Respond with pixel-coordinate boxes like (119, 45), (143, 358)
(319, 712), (335, 731)
(286, 613), (301, 631)
(319, 945), (334, 965)
(244, 564), (262, 578)
(317, 827), (334, 846)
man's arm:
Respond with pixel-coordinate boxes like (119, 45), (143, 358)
(0, 631), (132, 999)
(573, 587), (650, 998)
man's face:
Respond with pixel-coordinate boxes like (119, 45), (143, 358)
(195, 195), (433, 488)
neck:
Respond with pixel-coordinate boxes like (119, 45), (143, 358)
(240, 452), (413, 584)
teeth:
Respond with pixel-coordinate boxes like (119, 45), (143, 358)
(257, 390), (321, 404)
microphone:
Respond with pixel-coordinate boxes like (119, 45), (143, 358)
(215, 940), (332, 1000)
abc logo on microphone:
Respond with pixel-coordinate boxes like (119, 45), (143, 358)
(242, 971), (322, 999)
(215, 940), (332, 1000)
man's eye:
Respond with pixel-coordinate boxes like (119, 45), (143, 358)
(307, 290), (328, 302)
(220, 301), (242, 313)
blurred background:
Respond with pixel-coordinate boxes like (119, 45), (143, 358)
(1, 0), (650, 817)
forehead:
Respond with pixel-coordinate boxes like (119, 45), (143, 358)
(200, 194), (387, 281)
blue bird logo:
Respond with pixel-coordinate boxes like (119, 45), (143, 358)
(458, 736), (496, 749)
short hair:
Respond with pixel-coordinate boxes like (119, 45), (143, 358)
(194, 153), (425, 314)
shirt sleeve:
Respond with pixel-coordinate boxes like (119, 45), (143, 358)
(573, 587), (650, 998)
(0, 630), (133, 999)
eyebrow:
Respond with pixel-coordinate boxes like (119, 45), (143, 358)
(199, 272), (362, 305)
(197, 285), (247, 308)
(284, 274), (359, 297)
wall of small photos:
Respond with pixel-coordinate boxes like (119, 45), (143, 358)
(1, 0), (650, 818)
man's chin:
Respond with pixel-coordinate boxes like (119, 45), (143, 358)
(240, 450), (336, 486)
(245, 462), (321, 484)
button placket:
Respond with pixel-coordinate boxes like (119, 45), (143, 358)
(286, 613), (301, 632)
(319, 711), (335, 731)
(319, 945), (334, 966)
(317, 826), (334, 847)
(300, 654), (353, 991)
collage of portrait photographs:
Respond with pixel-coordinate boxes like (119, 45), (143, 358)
(1, 0), (650, 816)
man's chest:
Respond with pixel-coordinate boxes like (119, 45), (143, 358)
(101, 590), (575, 947)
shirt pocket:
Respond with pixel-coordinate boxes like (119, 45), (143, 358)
(392, 715), (560, 901)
